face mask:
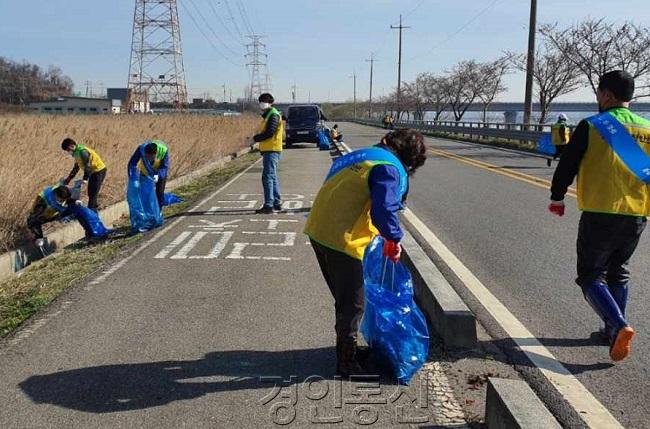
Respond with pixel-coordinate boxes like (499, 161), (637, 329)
(260, 102), (271, 110)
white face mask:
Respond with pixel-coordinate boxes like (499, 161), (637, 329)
(259, 102), (271, 110)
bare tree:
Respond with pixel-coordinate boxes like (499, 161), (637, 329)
(476, 57), (510, 123)
(540, 19), (650, 98)
(401, 78), (427, 120)
(444, 60), (484, 121)
(509, 45), (582, 124)
(417, 73), (451, 121)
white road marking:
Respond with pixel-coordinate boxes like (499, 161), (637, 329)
(170, 232), (209, 259)
(241, 231), (297, 246)
(189, 232), (234, 259)
(154, 231), (192, 259)
(214, 200), (257, 209)
(402, 208), (624, 429)
(225, 242), (291, 261)
(251, 219), (298, 230)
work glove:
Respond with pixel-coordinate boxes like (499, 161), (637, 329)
(35, 238), (45, 247)
(74, 200), (83, 207)
(382, 240), (402, 263)
(82, 179), (88, 185)
(548, 200), (565, 217)
(153, 174), (159, 183)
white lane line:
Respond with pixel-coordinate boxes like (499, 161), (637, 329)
(155, 231), (192, 259)
(170, 231), (208, 259)
(190, 231), (234, 259)
(88, 158), (262, 286)
(402, 208), (623, 429)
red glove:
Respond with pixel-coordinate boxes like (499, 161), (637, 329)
(548, 200), (565, 217)
(382, 240), (402, 263)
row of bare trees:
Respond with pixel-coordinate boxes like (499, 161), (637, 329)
(0, 57), (74, 105)
(377, 19), (650, 124)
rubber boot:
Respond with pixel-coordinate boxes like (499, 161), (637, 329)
(599, 284), (629, 342)
(583, 281), (634, 361)
(336, 340), (364, 377)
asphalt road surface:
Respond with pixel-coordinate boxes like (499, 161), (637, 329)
(0, 144), (461, 428)
(339, 121), (650, 428)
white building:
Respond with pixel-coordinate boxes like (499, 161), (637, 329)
(29, 96), (115, 114)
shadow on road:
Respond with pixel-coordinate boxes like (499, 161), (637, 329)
(20, 347), (344, 413)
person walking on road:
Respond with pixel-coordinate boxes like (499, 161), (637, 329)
(128, 139), (170, 208)
(253, 93), (284, 214)
(61, 138), (107, 212)
(549, 70), (649, 362)
(546, 114), (571, 167)
(304, 129), (427, 376)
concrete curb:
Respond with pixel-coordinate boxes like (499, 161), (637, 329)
(332, 140), (477, 349)
(486, 378), (562, 429)
(0, 145), (256, 282)
(400, 229), (477, 349)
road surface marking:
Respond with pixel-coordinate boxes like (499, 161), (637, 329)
(169, 231), (209, 259)
(429, 148), (578, 198)
(155, 231), (192, 258)
(403, 208), (623, 429)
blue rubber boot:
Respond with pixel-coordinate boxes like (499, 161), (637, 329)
(599, 284), (629, 342)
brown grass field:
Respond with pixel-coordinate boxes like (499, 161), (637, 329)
(0, 113), (259, 251)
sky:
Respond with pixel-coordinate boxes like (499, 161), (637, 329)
(1, 0), (650, 103)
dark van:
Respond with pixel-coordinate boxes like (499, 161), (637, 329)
(285, 104), (326, 146)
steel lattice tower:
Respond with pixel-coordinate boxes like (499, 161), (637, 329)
(245, 35), (270, 101)
(127, 0), (188, 107)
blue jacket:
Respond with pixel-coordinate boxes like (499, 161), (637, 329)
(368, 148), (405, 242)
(128, 146), (170, 179)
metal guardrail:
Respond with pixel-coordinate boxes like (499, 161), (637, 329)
(349, 118), (575, 143)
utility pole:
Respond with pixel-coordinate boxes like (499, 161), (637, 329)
(291, 84), (297, 103)
(523, 0), (537, 126)
(222, 84), (226, 103)
(350, 72), (357, 118)
(229, 88), (232, 103)
(391, 14), (410, 121)
(365, 54), (376, 119)
(85, 80), (91, 98)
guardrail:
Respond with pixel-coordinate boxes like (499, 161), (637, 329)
(348, 118), (575, 144)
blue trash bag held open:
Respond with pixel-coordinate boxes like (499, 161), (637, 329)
(317, 128), (331, 151)
(127, 174), (163, 232)
(69, 205), (113, 238)
(162, 193), (183, 206)
(361, 236), (429, 385)
(537, 133), (556, 156)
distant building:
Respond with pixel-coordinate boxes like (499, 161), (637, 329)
(108, 88), (150, 113)
(29, 96), (114, 114)
(192, 98), (205, 106)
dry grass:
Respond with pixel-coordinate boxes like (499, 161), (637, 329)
(0, 113), (259, 250)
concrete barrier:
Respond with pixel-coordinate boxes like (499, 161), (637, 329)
(486, 378), (561, 429)
(0, 145), (256, 283)
(401, 229), (478, 349)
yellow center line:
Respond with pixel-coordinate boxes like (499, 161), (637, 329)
(429, 147), (578, 199)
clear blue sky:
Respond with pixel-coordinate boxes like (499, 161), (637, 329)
(1, 0), (649, 103)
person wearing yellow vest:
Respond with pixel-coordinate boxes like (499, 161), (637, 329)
(27, 184), (74, 246)
(253, 93), (284, 214)
(61, 138), (107, 212)
(546, 114), (571, 167)
(549, 70), (648, 362)
(128, 140), (170, 207)
(330, 124), (343, 142)
(305, 129), (427, 375)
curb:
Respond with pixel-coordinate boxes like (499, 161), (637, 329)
(486, 378), (562, 429)
(0, 144), (256, 282)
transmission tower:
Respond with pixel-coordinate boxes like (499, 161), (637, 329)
(245, 35), (270, 101)
(127, 0), (188, 108)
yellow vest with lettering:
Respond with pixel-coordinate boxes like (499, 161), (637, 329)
(577, 108), (650, 216)
(258, 107), (284, 152)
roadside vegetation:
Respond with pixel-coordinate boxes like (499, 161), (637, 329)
(0, 113), (257, 251)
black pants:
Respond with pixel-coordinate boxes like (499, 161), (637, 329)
(553, 144), (567, 160)
(576, 212), (646, 288)
(311, 240), (365, 345)
(156, 177), (167, 207)
(87, 168), (106, 211)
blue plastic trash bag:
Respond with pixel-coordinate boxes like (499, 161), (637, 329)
(361, 236), (429, 385)
(69, 204), (113, 238)
(317, 128), (331, 151)
(162, 193), (183, 206)
(537, 133), (556, 156)
(127, 174), (163, 232)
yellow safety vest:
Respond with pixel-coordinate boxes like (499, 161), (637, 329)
(577, 107), (650, 216)
(258, 107), (284, 152)
(138, 140), (168, 176)
(551, 123), (570, 146)
(73, 144), (106, 173)
(304, 149), (407, 260)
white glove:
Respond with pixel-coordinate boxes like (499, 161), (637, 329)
(35, 238), (45, 247)
(75, 200), (83, 207)
(153, 174), (159, 183)
(82, 180), (88, 185)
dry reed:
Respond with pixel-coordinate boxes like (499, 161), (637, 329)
(0, 113), (259, 250)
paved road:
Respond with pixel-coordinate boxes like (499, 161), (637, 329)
(0, 144), (465, 428)
(339, 121), (650, 428)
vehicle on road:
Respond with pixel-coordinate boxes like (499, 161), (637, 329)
(284, 104), (326, 147)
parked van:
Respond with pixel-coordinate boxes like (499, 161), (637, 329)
(285, 104), (326, 146)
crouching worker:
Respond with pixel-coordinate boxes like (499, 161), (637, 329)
(330, 124), (343, 142)
(127, 140), (169, 232)
(27, 184), (75, 247)
(304, 129), (427, 376)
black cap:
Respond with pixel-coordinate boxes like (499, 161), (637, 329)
(598, 70), (635, 102)
(258, 93), (274, 103)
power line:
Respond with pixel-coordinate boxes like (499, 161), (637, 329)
(403, 0), (426, 19)
(179, 0), (243, 67)
(186, 0), (242, 58)
(224, 0), (246, 41)
(235, 0), (255, 35)
(205, 0), (244, 46)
